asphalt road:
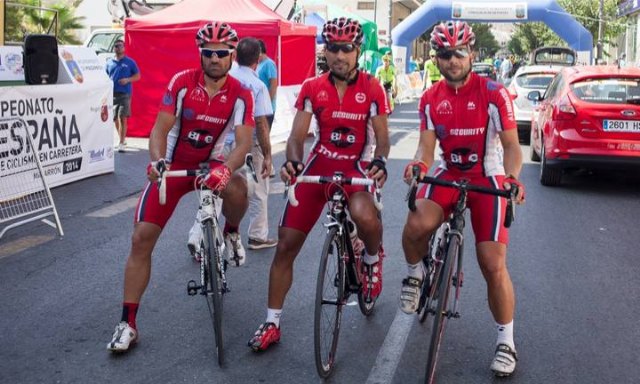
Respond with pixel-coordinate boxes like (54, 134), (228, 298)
(1, 100), (640, 384)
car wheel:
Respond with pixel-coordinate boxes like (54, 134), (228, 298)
(529, 128), (540, 162)
(540, 141), (562, 186)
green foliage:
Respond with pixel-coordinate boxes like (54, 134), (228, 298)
(4, 0), (85, 45)
(470, 23), (500, 57)
(508, 0), (627, 56)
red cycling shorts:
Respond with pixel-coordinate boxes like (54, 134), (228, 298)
(279, 154), (376, 235)
(417, 169), (509, 244)
(134, 160), (223, 229)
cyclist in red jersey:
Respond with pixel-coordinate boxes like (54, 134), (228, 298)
(248, 17), (390, 351)
(399, 21), (525, 376)
(107, 22), (255, 353)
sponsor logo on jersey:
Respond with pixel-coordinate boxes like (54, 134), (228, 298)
(498, 88), (515, 121)
(435, 124), (448, 139)
(196, 114), (227, 124)
(162, 92), (173, 105)
(355, 92), (366, 103)
(318, 90), (329, 102)
(450, 127), (485, 136)
(220, 95), (228, 103)
(331, 111), (367, 121)
(467, 101), (476, 110)
(183, 108), (195, 120)
(318, 144), (357, 160)
(436, 100), (453, 115)
(329, 126), (357, 148)
(190, 88), (206, 102)
(185, 129), (215, 149)
(449, 147), (478, 171)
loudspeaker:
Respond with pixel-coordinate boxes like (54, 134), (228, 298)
(24, 34), (59, 85)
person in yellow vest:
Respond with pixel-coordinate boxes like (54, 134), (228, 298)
(376, 54), (396, 112)
(423, 49), (442, 89)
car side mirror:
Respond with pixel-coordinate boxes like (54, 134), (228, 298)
(527, 90), (542, 102)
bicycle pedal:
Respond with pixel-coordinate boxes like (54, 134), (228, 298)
(187, 280), (200, 296)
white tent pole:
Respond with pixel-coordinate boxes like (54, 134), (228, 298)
(278, 35), (282, 86)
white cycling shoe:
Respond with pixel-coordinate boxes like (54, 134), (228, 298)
(399, 276), (422, 314)
(490, 343), (518, 377)
(107, 321), (138, 352)
(225, 232), (246, 267)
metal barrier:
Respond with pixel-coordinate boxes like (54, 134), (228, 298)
(0, 117), (63, 240)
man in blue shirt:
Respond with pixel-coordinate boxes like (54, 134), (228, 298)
(257, 40), (277, 128)
(106, 39), (140, 152)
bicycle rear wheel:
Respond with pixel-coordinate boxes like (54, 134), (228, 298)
(424, 236), (460, 384)
(314, 226), (345, 378)
(203, 221), (225, 366)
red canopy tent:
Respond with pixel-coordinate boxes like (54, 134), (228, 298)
(124, 0), (317, 137)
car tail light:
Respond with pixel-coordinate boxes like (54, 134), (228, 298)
(553, 95), (576, 120)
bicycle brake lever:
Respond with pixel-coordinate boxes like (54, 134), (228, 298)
(245, 153), (258, 183)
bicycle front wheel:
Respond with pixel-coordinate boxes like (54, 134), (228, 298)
(314, 226), (345, 378)
(424, 236), (460, 384)
(203, 221), (225, 366)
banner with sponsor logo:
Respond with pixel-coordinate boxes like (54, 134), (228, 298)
(451, 2), (528, 20)
(0, 81), (114, 200)
(0, 46), (25, 82)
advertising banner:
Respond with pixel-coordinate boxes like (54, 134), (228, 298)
(451, 2), (528, 21)
(0, 46), (25, 82)
(0, 81), (114, 200)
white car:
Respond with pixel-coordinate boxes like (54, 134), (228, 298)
(84, 28), (124, 67)
(507, 47), (576, 143)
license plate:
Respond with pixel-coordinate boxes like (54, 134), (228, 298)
(603, 119), (640, 132)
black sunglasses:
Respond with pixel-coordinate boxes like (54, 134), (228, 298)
(200, 48), (234, 59)
(326, 43), (357, 54)
(436, 48), (471, 60)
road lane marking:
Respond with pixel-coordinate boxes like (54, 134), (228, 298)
(86, 196), (138, 218)
(366, 309), (415, 384)
(389, 118), (420, 124)
(0, 235), (55, 259)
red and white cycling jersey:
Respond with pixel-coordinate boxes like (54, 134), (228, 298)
(296, 71), (390, 162)
(419, 72), (516, 177)
(158, 68), (255, 166)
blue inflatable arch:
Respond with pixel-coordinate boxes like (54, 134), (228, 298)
(391, 0), (593, 72)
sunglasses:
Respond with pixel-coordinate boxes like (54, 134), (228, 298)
(436, 48), (471, 60)
(114, 44), (124, 49)
(200, 48), (234, 59)
(325, 43), (357, 54)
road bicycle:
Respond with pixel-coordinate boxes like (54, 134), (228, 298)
(157, 155), (255, 366)
(287, 172), (382, 378)
(406, 170), (517, 384)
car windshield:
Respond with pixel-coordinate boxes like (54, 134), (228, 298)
(515, 73), (555, 89)
(533, 48), (575, 66)
(571, 78), (640, 104)
(87, 33), (120, 53)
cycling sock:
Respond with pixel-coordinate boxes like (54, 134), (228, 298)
(407, 262), (425, 280)
(266, 308), (282, 328)
(223, 223), (238, 235)
(121, 302), (139, 330)
(363, 251), (379, 265)
(496, 320), (515, 350)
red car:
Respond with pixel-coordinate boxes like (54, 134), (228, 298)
(529, 65), (640, 186)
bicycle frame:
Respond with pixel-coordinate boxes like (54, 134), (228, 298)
(407, 172), (517, 384)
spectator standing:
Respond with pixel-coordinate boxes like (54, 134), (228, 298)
(106, 39), (140, 153)
(257, 40), (278, 128)
(499, 56), (512, 83)
(230, 38), (277, 250)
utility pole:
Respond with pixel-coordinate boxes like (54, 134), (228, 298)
(388, 0), (393, 46)
(597, 0), (604, 63)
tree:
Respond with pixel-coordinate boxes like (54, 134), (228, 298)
(470, 23), (500, 58)
(508, 0), (626, 58)
(26, 1), (86, 44)
(4, 0), (85, 45)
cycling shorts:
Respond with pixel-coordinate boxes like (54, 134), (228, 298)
(417, 169), (509, 244)
(134, 160), (223, 229)
(279, 155), (376, 235)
